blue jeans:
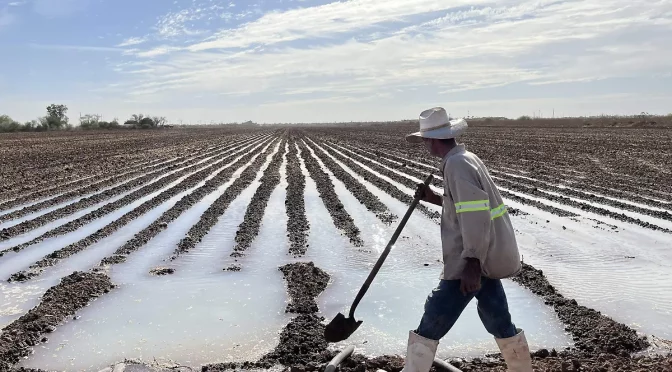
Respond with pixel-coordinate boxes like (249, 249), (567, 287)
(415, 278), (518, 340)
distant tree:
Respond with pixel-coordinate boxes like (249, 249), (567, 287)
(0, 115), (22, 132)
(79, 114), (100, 130)
(45, 104), (69, 129)
(517, 115), (532, 121)
(151, 116), (167, 127)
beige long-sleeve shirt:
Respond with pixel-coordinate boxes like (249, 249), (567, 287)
(438, 144), (522, 280)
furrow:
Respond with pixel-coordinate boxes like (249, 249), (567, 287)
(0, 156), (171, 208)
(349, 145), (437, 174)
(495, 177), (672, 232)
(230, 137), (288, 258)
(305, 136), (440, 222)
(305, 139), (398, 225)
(0, 144), (210, 210)
(492, 170), (672, 222)
(0, 138), (251, 226)
(0, 137), (255, 244)
(325, 140), (434, 191)
(285, 133), (310, 257)
(337, 142), (443, 188)
(169, 136), (284, 260)
(7, 136), (277, 281)
(0, 136), (268, 259)
(0, 271), (114, 371)
(338, 143), (578, 219)
(97, 136), (280, 267)
(295, 139), (363, 246)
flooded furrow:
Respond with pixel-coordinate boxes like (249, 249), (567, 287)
(231, 137), (287, 259)
(0, 271), (114, 371)
(6, 137), (275, 282)
(0, 137), (265, 256)
(491, 171), (672, 223)
(0, 137), (252, 222)
(351, 145), (582, 219)
(296, 138), (363, 247)
(495, 177), (672, 233)
(303, 137), (397, 225)
(98, 136), (278, 267)
(169, 137), (283, 261)
(305, 136), (440, 222)
(0, 136), (265, 240)
(0, 143), (207, 212)
(337, 142), (443, 188)
(285, 135), (310, 257)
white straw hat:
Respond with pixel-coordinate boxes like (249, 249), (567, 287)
(405, 107), (468, 143)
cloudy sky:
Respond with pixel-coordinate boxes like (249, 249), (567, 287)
(0, 0), (671, 124)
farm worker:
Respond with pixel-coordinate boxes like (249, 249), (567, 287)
(403, 107), (532, 372)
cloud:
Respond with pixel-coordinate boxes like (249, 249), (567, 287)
(117, 37), (148, 47)
(188, 0), (480, 51)
(107, 0), (672, 111)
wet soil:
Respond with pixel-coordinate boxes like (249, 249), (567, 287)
(7, 137), (273, 281)
(495, 178), (672, 233)
(203, 261), (332, 371)
(0, 139), (252, 240)
(336, 143), (443, 189)
(0, 271), (114, 372)
(303, 137), (397, 225)
(296, 139), (364, 246)
(279, 262), (329, 314)
(169, 137), (282, 261)
(0, 137), (254, 222)
(98, 136), (278, 267)
(149, 267), (175, 275)
(512, 263), (649, 356)
(0, 129), (262, 208)
(306, 136), (440, 223)
(285, 134), (310, 257)
(231, 137), (287, 258)
(0, 157), (170, 217)
(1, 137), (263, 255)
(316, 124), (672, 208)
(491, 171), (672, 223)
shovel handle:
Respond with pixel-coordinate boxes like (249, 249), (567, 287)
(349, 173), (435, 318)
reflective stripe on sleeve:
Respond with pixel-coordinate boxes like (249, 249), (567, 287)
(454, 200), (490, 213)
(490, 204), (508, 220)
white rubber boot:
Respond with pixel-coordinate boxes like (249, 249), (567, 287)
(401, 331), (439, 372)
(495, 328), (533, 372)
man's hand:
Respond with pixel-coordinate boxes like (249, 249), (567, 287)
(460, 258), (482, 295)
(415, 183), (442, 206)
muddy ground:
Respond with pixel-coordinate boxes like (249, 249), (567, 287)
(285, 135), (311, 257)
(232, 138), (287, 258)
(297, 138), (364, 246)
(170, 137), (281, 261)
(2, 127), (671, 372)
(0, 271), (114, 372)
(0, 128), (263, 207)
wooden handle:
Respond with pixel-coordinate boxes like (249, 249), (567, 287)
(348, 174), (434, 318)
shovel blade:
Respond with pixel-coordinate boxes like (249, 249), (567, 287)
(324, 312), (363, 343)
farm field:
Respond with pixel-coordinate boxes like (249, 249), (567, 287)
(0, 125), (671, 372)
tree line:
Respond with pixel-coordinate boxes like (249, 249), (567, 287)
(0, 104), (168, 133)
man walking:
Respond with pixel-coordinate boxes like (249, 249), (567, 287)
(402, 107), (533, 372)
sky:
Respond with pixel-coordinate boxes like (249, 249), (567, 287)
(0, 0), (671, 124)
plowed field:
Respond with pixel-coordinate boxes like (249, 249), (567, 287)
(1, 125), (670, 372)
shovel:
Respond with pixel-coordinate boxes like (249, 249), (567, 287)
(324, 173), (435, 343)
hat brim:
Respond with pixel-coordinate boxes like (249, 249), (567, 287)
(405, 118), (467, 143)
